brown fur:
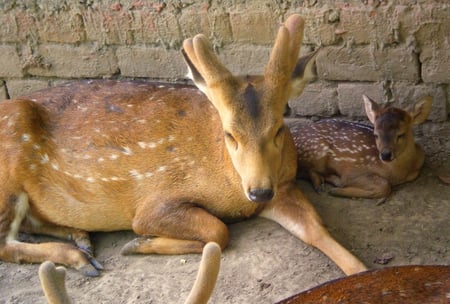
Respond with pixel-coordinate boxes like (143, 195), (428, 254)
(0, 15), (366, 276)
(277, 265), (450, 304)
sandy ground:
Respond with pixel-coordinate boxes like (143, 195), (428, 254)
(0, 126), (449, 304)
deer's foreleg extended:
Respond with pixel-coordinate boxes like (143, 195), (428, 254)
(259, 182), (367, 275)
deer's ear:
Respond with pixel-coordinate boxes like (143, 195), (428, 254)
(289, 50), (318, 99)
(409, 96), (432, 125)
(363, 95), (381, 124)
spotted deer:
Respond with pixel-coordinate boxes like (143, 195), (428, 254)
(0, 14), (366, 276)
(289, 95), (432, 200)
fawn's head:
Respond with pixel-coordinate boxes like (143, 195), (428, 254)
(363, 95), (432, 162)
(182, 15), (316, 203)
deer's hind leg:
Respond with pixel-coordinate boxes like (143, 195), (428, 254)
(121, 201), (229, 255)
(329, 174), (391, 199)
(0, 191), (101, 276)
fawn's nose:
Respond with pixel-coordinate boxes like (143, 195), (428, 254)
(380, 151), (393, 161)
(248, 188), (274, 203)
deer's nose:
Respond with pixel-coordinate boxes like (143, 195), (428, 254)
(248, 188), (274, 202)
(380, 151), (393, 161)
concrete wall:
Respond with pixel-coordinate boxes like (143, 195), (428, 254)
(0, 0), (448, 123)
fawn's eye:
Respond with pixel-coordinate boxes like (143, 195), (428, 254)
(397, 133), (405, 141)
(275, 126), (284, 138)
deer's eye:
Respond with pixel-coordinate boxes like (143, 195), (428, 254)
(397, 133), (405, 141)
(274, 126), (285, 147)
(224, 131), (238, 149)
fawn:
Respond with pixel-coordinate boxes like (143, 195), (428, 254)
(39, 242), (222, 304)
(289, 95), (432, 200)
(0, 14), (366, 276)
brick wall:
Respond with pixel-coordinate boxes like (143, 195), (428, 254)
(0, 0), (448, 124)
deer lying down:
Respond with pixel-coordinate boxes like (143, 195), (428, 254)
(39, 242), (222, 304)
(0, 14), (366, 277)
(289, 95), (432, 200)
(277, 265), (450, 304)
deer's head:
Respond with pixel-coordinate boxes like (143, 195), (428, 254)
(182, 15), (316, 202)
(364, 95), (432, 162)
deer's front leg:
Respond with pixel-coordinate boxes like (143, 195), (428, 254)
(121, 201), (229, 255)
(259, 182), (367, 275)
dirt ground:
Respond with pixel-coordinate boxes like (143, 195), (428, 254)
(0, 125), (449, 304)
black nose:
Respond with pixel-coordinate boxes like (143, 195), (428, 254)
(380, 151), (392, 161)
(248, 188), (274, 202)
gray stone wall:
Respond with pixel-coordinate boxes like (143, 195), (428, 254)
(0, 0), (448, 123)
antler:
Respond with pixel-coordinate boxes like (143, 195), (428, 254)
(184, 242), (222, 304)
(182, 34), (234, 87)
(265, 14), (305, 87)
(39, 261), (72, 304)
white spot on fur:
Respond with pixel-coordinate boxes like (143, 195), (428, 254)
(33, 144), (41, 150)
(86, 177), (95, 183)
(98, 157), (105, 162)
(158, 166), (166, 172)
(122, 146), (132, 155)
(109, 154), (119, 160)
(21, 134), (31, 142)
(40, 154), (49, 164)
(138, 142), (147, 149)
(129, 169), (144, 180)
(51, 162), (59, 170)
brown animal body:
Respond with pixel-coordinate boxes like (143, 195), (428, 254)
(277, 265), (450, 304)
(0, 15), (366, 276)
(290, 95), (432, 199)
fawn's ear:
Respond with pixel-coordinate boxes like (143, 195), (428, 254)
(289, 50), (318, 99)
(363, 95), (381, 124)
(409, 96), (433, 125)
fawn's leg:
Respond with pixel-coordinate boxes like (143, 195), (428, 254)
(121, 201), (229, 255)
(259, 182), (367, 275)
(329, 174), (391, 199)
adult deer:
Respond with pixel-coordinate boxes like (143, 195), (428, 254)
(0, 14), (366, 276)
(289, 95), (432, 200)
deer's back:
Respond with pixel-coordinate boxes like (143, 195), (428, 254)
(290, 119), (382, 178)
(0, 80), (258, 231)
